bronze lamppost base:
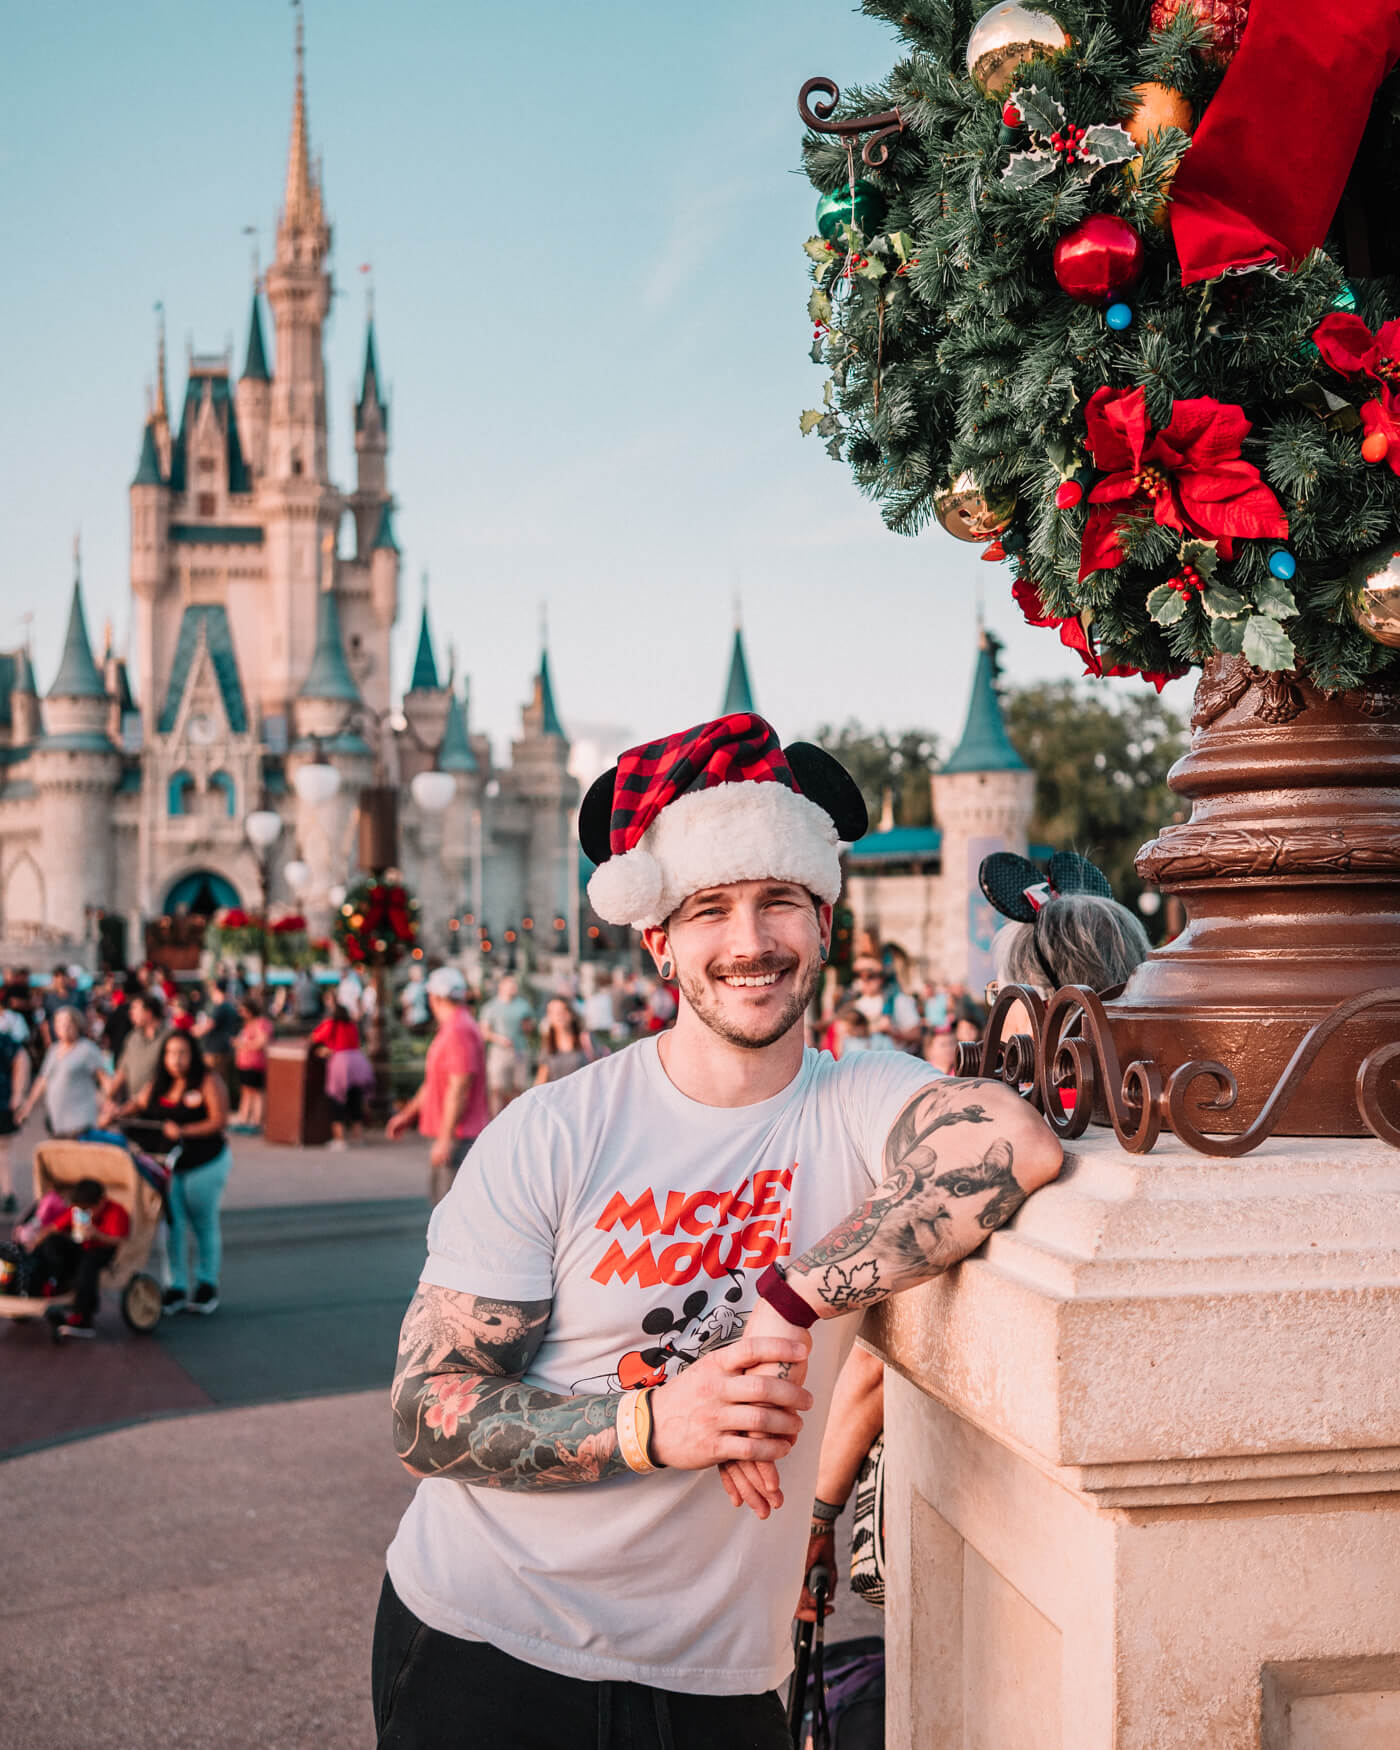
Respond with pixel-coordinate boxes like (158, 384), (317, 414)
(960, 656), (1400, 1154)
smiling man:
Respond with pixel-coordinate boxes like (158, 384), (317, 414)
(375, 713), (1061, 1750)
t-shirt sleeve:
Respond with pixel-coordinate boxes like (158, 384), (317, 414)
(419, 1097), (562, 1301)
(836, 1052), (947, 1187)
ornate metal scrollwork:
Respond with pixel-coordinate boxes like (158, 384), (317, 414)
(797, 77), (905, 168)
(956, 984), (1400, 1156)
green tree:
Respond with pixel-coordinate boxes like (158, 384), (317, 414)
(811, 722), (940, 828)
(1003, 680), (1186, 912)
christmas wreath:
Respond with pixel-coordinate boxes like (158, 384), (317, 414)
(333, 876), (420, 967)
(800, 0), (1400, 691)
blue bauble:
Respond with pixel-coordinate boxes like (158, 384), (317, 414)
(1268, 549), (1297, 581)
(1105, 303), (1133, 330)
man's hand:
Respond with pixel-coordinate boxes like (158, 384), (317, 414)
(649, 1334), (812, 1490)
(795, 1520), (837, 1623)
(385, 1110), (413, 1142)
(429, 1136), (452, 1170)
(715, 1299), (810, 1517)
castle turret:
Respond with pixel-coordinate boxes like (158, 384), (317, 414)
(930, 628), (1034, 988)
(500, 643), (578, 933)
(402, 584), (449, 756)
(353, 318), (389, 536)
(235, 286), (272, 481)
(32, 557), (120, 945)
(369, 499), (401, 640)
(131, 320), (171, 738)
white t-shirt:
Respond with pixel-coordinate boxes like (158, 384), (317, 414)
(385, 1036), (940, 1696)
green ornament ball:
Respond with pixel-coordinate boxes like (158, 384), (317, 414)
(816, 181), (887, 243)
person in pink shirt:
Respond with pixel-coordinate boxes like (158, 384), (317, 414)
(386, 968), (488, 1205)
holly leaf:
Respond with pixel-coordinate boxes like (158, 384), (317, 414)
(822, 379), (834, 408)
(1181, 539), (1220, 581)
(1081, 124), (1137, 168)
(824, 434), (845, 461)
(809, 339), (825, 364)
(803, 236), (832, 264)
(857, 255), (887, 284)
(809, 288), (832, 325)
(1201, 584), (1248, 619)
(799, 410), (825, 436)
(1242, 614), (1298, 671)
(1000, 150), (1059, 191)
(1013, 85), (1065, 138)
(1212, 617), (1246, 655)
(1252, 576), (1298, 618)
(1147, 584), (1187, 626)
(888, 230), (917, 263)
(817, 413), (842, 438)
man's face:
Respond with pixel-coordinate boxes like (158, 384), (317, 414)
(497, 977), (517, 1003)
(647, 881), (830, 1052)
(130, 998), (150, 1032)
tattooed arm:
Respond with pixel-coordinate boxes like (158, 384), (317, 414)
(392, 1280), (813, 1489)
(782, 1077), (1062, 1318)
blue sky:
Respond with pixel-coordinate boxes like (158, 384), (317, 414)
(0, 0), (1186, 762)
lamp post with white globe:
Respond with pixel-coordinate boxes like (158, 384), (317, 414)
(243, 804), (284, 988)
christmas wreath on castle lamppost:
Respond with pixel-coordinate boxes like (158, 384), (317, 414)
(333, 875), (420, 967)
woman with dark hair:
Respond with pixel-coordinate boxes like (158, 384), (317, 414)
(533, 997), (593, 1085)
(310, 999), (375, 1148)
(232, 996), (274, 1132)
(112, 1030), (231, 1315)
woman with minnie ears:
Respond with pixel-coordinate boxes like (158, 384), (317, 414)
(376, 713), (1061, 1750)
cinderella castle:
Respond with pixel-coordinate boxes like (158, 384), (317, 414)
(0, 25), (1035, 984)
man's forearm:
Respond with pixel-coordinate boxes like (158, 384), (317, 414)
(785, 1079), (1060, 1318)
(391, 1285), (627, 1489)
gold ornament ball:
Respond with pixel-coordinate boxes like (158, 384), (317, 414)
(965, 2), (1072, 98)
(934, 472), (1016, 542)
(1123, 81), (1193, 147)
(1349, 543), (1400, 650)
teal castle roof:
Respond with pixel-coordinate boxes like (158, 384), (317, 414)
(538, 649), (565, 738)
(158, 604), (249, 734)
(356, 321), (388, 434)
(48, 579), (106, 701)
(373, 502), (400, 552)
(242, 290), (271, 382)
(132, 420), (163, 487)
(168, 366), (251, 495)
(298, 586), (361, 704)
(722, 625), (755, 715)
(409, 602), (440, 692)
(941, 630), (1028, 776)
(439, 680), (477, 773)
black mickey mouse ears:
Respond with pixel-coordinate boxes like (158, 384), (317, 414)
(979, 850), (1114, 924)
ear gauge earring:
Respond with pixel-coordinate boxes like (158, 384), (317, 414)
(819, 946), (829, 964)
(660, 960), (673, 981)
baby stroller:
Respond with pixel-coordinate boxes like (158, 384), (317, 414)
(0, 1140), (164, 1341)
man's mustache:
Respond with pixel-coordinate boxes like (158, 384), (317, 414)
(706, 956), (801, 980)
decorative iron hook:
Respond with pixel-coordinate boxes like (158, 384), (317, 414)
(798, 77), (905, 168)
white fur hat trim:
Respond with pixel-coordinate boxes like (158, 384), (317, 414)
(587, 780), (841, 929)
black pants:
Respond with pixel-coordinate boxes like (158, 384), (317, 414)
(32, 1235), (115, 1320)
(371, 1575), (790, 1750)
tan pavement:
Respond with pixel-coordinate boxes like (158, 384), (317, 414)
(1, 1390), (414, 1750)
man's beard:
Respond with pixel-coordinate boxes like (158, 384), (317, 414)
(677, 953), (823, 1051)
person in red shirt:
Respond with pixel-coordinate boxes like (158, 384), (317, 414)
(386, 968), (487, 1204)
(309, 1001), (375, 1149)
(33, 1177), (131, 1339)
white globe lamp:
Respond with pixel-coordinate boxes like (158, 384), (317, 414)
(1137, 889), (1162, 918)
(411, 770), (456, 814)
(284, 859), (312, 895)
(244, 809), (283, 851)
(294, 761), (342, 806)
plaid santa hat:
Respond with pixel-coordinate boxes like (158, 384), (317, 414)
(579, 713), (868, 930)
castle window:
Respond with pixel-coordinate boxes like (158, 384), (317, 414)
(209, 771), (236, 818)
(198, 456), (216, 474)
(197, 492), (217, 517)
(167, 770), (197, 816)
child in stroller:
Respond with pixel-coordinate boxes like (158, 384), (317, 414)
(1, 1176), (129, 1338)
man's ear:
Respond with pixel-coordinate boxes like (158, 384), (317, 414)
(818, 901), (834, 957)
(640, 925), (671, 976)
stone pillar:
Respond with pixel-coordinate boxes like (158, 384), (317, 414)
(871, 1130), (1400, 1749)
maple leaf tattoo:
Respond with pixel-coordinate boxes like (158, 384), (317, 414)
(818, 1260), (882, 1310)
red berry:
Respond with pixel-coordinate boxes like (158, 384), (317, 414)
(1055, 479), (1084, 509)
(1362, 430), (1390, 464)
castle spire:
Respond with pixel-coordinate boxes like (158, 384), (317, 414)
(409, 578), (440, 692)
(48, 549), (106, 702)
(283, 8), (318, 232)
(242, 288), (270, 382)
(721, 621), (756, 716)
(154, 304), (169, 428)
(940, 627), (1027, 776)
(439, 677), (478, 773)
(355, 317), (388, 434)
(298, 580), (360, 704)
(537, 647), (565, 739)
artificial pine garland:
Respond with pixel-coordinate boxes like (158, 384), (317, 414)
(800, 0), (1400, 692)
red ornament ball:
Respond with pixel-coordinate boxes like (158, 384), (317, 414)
(1052, 214), (1145, 305)
(1001, 100), (1022, 126)
(1149, 0), (1249, 68)
(1362, 430), (1390, 465)
(1054, 479), (1084, 509)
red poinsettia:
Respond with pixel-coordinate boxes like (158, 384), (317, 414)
(1312, 312), (1400, 380)
(1078, 386), (1288, 579)
(1012, 576), (1184, 691)
(1361, 389), (1400, 477)
(223, 907), (250, 928)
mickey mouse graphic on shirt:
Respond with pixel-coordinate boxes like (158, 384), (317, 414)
(571, 1276), (748, 1394)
